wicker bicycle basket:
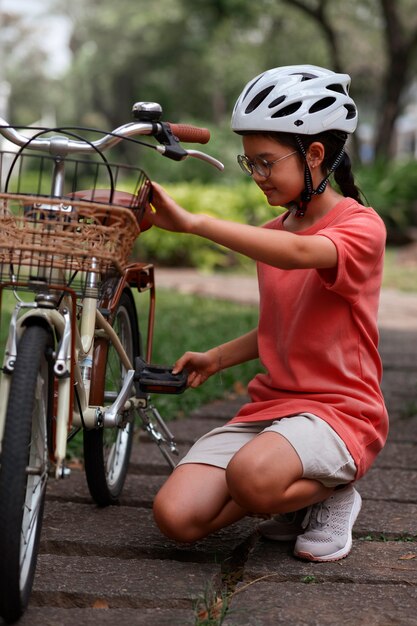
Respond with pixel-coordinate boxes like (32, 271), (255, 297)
(0, 192), (146, 295)
(0, 146), (152, 295)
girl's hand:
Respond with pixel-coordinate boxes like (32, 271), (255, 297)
(143, 182), (197, 234)
(172, 349), (220, 389)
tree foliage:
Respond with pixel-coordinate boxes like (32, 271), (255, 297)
(282, 0), (417, 158)
(1, 0), (417, 161)
(0, 9), (55, 122)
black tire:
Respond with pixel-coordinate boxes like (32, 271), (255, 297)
(83, 291), (140, 506)
(0, 324), (53, 624)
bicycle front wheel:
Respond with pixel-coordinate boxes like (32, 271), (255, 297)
(83, 291), (140, 506)
(0, 324), (53, 624)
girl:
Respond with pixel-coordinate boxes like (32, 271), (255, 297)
(146, 65), (388, 562)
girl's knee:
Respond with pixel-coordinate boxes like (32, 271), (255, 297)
(153, 493), (187, 542)
(226, 455), (294, 513)
(153, 492), (207, 543)
(226, 459), (272, 512)
(225, 433), (304, 513)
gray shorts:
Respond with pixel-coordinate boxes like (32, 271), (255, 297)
(177, 413), (357, 488)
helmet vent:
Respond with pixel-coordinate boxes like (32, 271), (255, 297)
(268, 95), (286, 109)
(292, 72), (316, 81)
(344, 104), (357, 119)
(327, 83), (347, 95)
(245, 86), (274, 114)
(309, 97), (336, 113)
(242, 75), (264, 101)
(271, 101), (302, 118)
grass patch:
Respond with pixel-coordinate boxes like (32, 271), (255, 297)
(383, 246), (417, 292)
(137, 289), (261, 421)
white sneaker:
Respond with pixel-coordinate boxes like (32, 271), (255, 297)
(258, 509), (306, 541)
(294, 485), (362, 562)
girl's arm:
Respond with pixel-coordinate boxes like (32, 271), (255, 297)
(173, 328), (259, 389)
(191, 213), (337, 270)
(147, 183), (337, 270)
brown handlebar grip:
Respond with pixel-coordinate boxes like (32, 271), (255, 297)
(167, 123), (210, 145)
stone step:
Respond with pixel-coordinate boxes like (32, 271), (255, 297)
(355, 499), (417, 538)
(357, 467), (417, 504)
(45, 470), (165, 508)
(40, 500), (259, 563)
(17, 607), (195, 626)
(244, 540), (417, 585)
(222, 580), (417, 626)
(385, 417), (417, 442)
(31, 554), (217, 610)
(373, 442), (417, 470)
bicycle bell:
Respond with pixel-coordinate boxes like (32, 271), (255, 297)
(132, 101), (163, 122)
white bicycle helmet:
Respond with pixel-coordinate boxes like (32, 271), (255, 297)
(231, 64), (358, 135)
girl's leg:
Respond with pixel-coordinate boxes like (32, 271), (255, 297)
(226, 432), (334, 514)
(153, 463), (248, 543)
(154, 431), (332, 543)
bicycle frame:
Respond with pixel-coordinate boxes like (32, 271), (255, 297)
(0, 261), (156, 478)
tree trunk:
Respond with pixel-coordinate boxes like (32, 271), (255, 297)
(373, 0), (417, 159)
(373, 47), (410, 159)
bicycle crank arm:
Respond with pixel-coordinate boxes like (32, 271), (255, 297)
(102, 369), (136, 427)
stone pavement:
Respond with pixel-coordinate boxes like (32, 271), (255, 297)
(3, 271), (417, 626)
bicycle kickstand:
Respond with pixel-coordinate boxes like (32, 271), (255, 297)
(136, 401), (179, 470)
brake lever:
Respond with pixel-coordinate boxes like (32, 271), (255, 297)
(153, 122), (188, 161)
(154, 145), (224, 170)
(154, 143), (187, 161)
(150, 119), (224, 170)
(185, 149), (224, 171)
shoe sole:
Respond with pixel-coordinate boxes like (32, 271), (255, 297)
(294, 490), (362, 563)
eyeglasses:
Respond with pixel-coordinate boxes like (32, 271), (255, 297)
(237, 150), (297, 178)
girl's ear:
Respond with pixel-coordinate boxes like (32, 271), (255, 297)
(306, 142), (325, 169)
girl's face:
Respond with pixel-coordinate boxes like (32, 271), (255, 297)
(241, 134), (305, 207)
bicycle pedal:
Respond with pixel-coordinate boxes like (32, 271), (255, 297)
(134, 357), (188, 395)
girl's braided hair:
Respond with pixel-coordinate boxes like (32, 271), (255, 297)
(268, 131), (364, 205)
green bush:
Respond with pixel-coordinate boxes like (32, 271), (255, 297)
(135, 181), (284, 270)
(357, 160), (417, 241)
(134, 158), (417, 270)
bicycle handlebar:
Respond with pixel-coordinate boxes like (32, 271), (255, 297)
(0, 102), (224, 171)
(167, 123), (210, 144)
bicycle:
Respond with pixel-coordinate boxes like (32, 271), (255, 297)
(0, 101), (223, 624)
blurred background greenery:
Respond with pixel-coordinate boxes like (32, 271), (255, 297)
(1, 0), (417, 263)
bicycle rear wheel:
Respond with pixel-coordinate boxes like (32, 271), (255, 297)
(83, 291), (140, 506)
(0, 324), (53, 624)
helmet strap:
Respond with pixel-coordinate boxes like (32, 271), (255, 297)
(293, 136), (345, 218)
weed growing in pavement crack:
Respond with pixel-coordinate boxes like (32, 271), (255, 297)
(301, 575), (317, 584)
(194, 532), (259, 625)
(194, 584), (229, 626)
(359, 534), (416, 542)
